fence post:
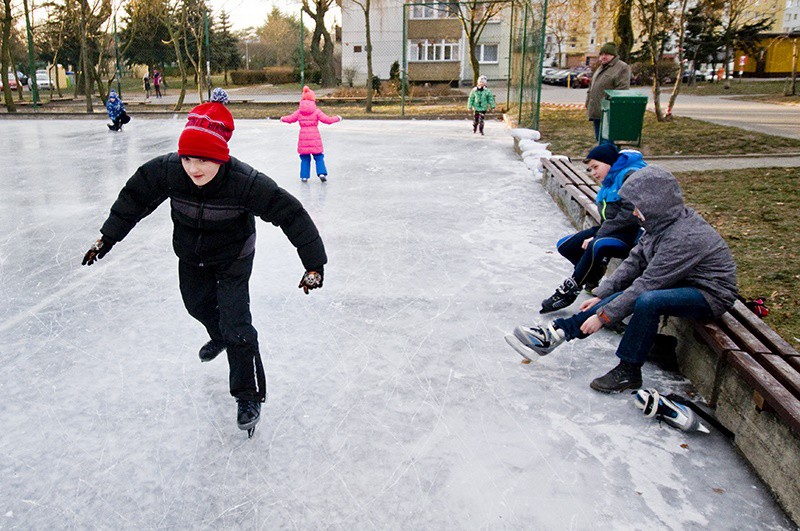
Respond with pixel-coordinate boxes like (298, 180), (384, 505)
(401, 4), (408, 117)
(205, 10), (211, 100)
(533, 0), (548, 130)
(22, 0), (38, 110)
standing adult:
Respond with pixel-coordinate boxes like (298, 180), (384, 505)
(153, 70), (162, 98)
(143, 74), (151, 100)
(585, 42), (631, 141)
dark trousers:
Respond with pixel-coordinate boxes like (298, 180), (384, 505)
(179, 254), (266, 402)
(556, 226), (639, 287)
(554, 288), (713, 365)
(472, 111), (486, 133)
(154, 85), (162, 98)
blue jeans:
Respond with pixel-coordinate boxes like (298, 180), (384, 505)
(554, 287), (713, 365)
(300, 153), (327, 179)
(556, 226), (639, 287)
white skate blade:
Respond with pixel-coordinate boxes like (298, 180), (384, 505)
(504, 334), (537, 361)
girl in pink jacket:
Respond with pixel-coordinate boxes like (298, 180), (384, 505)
(281, 86), (341, 182)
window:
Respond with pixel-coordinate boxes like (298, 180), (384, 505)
(353, 45), (363, 53)
(410, 1), (458, 19)
(409, 39), (460, 62)
(477, 43), (499, 63)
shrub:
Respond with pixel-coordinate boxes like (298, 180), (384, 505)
(230, 67), (298, 86)
(230, 70), (269, 85)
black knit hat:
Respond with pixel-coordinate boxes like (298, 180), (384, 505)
(584, 143), (619, 166)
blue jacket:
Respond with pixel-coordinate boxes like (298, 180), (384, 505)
(106, 91), (125, 121)
(593, 150), (647, 239)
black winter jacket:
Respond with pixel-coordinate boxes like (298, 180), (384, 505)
(100, 153), (327, 270)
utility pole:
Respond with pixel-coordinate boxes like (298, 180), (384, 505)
(300, 10), (305, 87)
(113, 10), (122, 96)
(204, 9), (211, 100)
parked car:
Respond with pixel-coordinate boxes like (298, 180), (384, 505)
(681, 70), (706, 83)
(544, 69), (569, 85)
(30, 70), (53, 90)
(570, 71), (592, 89)
(0, 71), (18, 90)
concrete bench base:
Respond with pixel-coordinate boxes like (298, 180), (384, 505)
(663, 317), (800, 524)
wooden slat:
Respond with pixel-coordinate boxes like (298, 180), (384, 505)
(729, 300), (800, 358)
(758, 354), (800, 400)
(719, 312), (772, 356)
(728, 351), (800, 436)
(693, 320), (740, 356)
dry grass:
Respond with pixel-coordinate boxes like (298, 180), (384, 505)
(537, 108), (800, 159)
(675, 167), (800, 344)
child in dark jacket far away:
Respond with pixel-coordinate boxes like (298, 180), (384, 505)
(82, 88), (327, 437)
(506, 166), (738, 393)
(540, 143), (647, 314)
(467, 75), (496, 135)
(281, 86), (341, 183)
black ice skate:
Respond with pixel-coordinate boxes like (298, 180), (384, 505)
(198, 339), (226, 362)
(237, 399), (261, 438)
(504, 323), (566, 360)
(540, 278), (581, 314)
(318, 174), (327, 182)
(590, 361), (643, 393)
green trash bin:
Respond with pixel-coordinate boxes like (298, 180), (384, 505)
(599, 90), (647, 146)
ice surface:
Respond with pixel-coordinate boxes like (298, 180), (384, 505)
(0, 117), (792, 528)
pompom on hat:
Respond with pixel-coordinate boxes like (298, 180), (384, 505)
(301, 85), (316, 101)
(178, 88), (234, 163)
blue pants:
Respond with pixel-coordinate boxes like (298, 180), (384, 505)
(554, 287), (713, 365)
(300, 153), (327, 180)
(557, 226), (639, 287)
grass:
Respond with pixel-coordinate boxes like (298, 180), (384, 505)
(537, 107), (800, 158)
(674, 167), (800, 344)
(676, 79), (787, 96)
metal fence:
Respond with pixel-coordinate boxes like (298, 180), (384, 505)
(0, 0), (546, 121)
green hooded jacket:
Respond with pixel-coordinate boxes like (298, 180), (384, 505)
(468, 87), (496, 112)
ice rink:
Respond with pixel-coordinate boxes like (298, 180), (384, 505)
(0, 116), (792, 528)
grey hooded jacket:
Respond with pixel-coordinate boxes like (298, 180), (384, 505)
(593, 166), (738, 323)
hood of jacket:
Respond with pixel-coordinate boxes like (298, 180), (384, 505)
(619, 165), (686, 235)
(299, 99), (317, 115)
(596, 149), (647, 204)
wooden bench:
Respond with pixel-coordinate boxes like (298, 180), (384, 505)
(538, 154), (800, 523)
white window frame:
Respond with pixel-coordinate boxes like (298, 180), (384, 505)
(408, 39), (461, 62)
(409, 1), (459, 19)
(477, 43), (499, 64)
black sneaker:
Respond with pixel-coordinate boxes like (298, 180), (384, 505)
(198, 339), (226, 362)
(540, 278), (581, 314)
(236, 399), (261, 431)
(589, 361), (643, 393)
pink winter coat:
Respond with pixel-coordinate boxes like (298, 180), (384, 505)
(281, 100), (341, 155)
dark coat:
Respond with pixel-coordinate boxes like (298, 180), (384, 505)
(593, 166), (737, 322)
(100, 153), (327, 269)
(585, 56), (631, 120)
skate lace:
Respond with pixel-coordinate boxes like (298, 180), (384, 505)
(238, 400), (259, 417)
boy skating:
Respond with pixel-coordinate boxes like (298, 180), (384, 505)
(82, 89), (327, 436)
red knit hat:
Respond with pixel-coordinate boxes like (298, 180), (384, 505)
(178, 88), (234, 163)
(301, 85), (316, 102)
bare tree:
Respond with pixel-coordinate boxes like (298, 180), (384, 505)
(349, 0), (374, 111)
(454, 0), (511, 86)
(302, 0), (337, 86)
(1, 0), (16, 111)
(665, 0), (690, 119)
(160, 0), (190, 110)
(633, 0), (673, 121)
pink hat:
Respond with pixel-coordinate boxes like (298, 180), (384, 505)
(301, 86), (316, 102)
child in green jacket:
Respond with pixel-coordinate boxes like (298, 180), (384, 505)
(467, 75), (496, 135)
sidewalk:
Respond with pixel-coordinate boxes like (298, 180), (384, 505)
(648, 152), (800, 172)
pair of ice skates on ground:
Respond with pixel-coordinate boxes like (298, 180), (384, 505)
(199, 340), (261, 438)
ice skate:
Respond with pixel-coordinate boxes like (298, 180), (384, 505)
(633, 389), (710, 433)
(318, 174), (327, 182)
(198, 339), (226, 362)
(540, 278), (580, 314)
(237, 399), (261, 438)
(590, 361), (642, 393)
(504, 323), (566, 360)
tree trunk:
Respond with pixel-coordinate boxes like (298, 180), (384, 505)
(165, 21), (188, 110)
(1, 0), (17, 112)
(363, 0), (373, 112)
(614, 0), (634, 62)
(666, 0), (688, 120)
(305, 1), (336, 87)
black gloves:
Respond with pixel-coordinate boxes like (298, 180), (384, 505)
(82, 236), (115, 266)
(299, 267), (324, 294)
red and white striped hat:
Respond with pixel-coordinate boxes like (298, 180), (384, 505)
(178, 89), (234, 163)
